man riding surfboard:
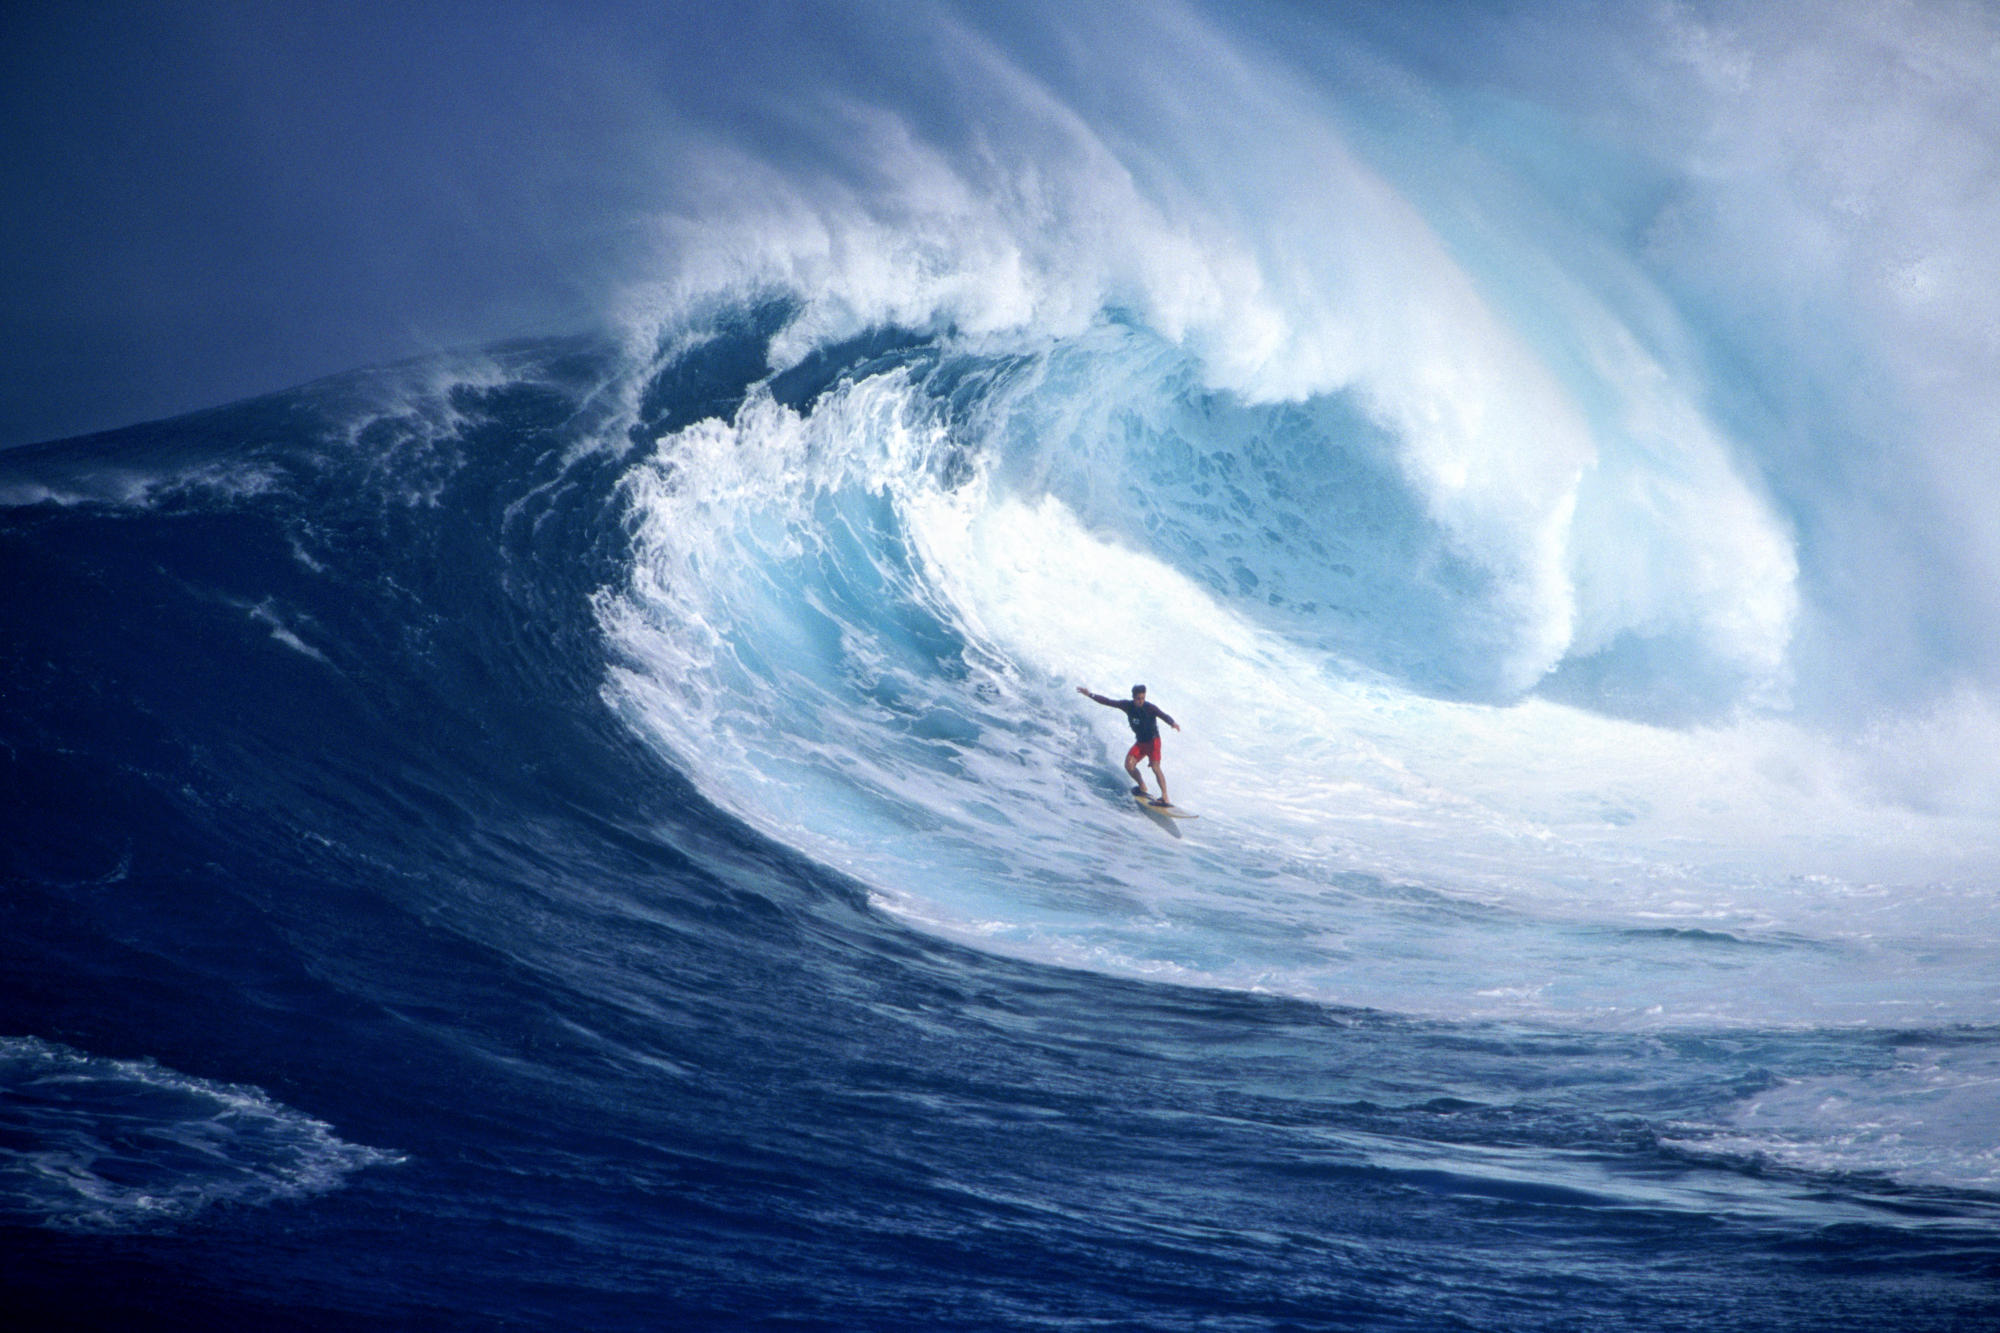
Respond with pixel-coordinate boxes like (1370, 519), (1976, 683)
(1077, 684), (1181, 807)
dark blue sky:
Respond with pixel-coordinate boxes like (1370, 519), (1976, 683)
(0, 0), (846, 447)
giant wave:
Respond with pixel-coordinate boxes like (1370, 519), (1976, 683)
(590, 0), (2000, 1037)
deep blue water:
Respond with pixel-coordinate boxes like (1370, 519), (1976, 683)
(3, 325), (1996, 1330)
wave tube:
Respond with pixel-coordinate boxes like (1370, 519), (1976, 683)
(596, 0), (2000, 1034)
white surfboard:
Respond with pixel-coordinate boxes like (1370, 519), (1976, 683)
(1133, 793), (1198, 819)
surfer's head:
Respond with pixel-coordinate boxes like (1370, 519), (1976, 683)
(1131, 685), (1146, 700)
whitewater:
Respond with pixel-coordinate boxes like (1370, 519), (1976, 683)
(600, 0), (2000, 1123)
(5, 1), (1999, 1328)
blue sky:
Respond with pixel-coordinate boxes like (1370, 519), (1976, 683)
(0, 0), (793, 446)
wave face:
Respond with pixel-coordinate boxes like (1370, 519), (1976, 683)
(6, 2), (2000, 1328)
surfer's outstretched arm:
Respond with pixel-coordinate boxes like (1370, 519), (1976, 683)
(1076, 687), (1120, 708)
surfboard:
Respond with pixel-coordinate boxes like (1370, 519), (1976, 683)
(1133, 793), (1198, 819)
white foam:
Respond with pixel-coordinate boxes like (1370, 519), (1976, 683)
(599, 352), (2000, 1042)
(248, 600), (332, 664)
(0, 1037), (402, 1232)
(1468, 0), (2000, 708)
(1667, 1042), (2000, 1196)
(612, 2), (1856, 716)
(592, 0), (2000, 1048)
(0, 461), (287, 512)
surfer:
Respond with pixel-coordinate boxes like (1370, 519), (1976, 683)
(1077, 684), (1181, 806)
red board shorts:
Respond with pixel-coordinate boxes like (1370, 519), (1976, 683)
(1127, 738), (1163, 765)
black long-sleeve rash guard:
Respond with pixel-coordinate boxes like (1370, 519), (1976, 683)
(1086, 693), (1176, 743)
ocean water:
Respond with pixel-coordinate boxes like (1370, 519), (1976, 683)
(6, 2), (2000, 1328)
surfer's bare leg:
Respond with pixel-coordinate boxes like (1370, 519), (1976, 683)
(1150, 760), (1170, 806)
(1125, 752), (1150, 797)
